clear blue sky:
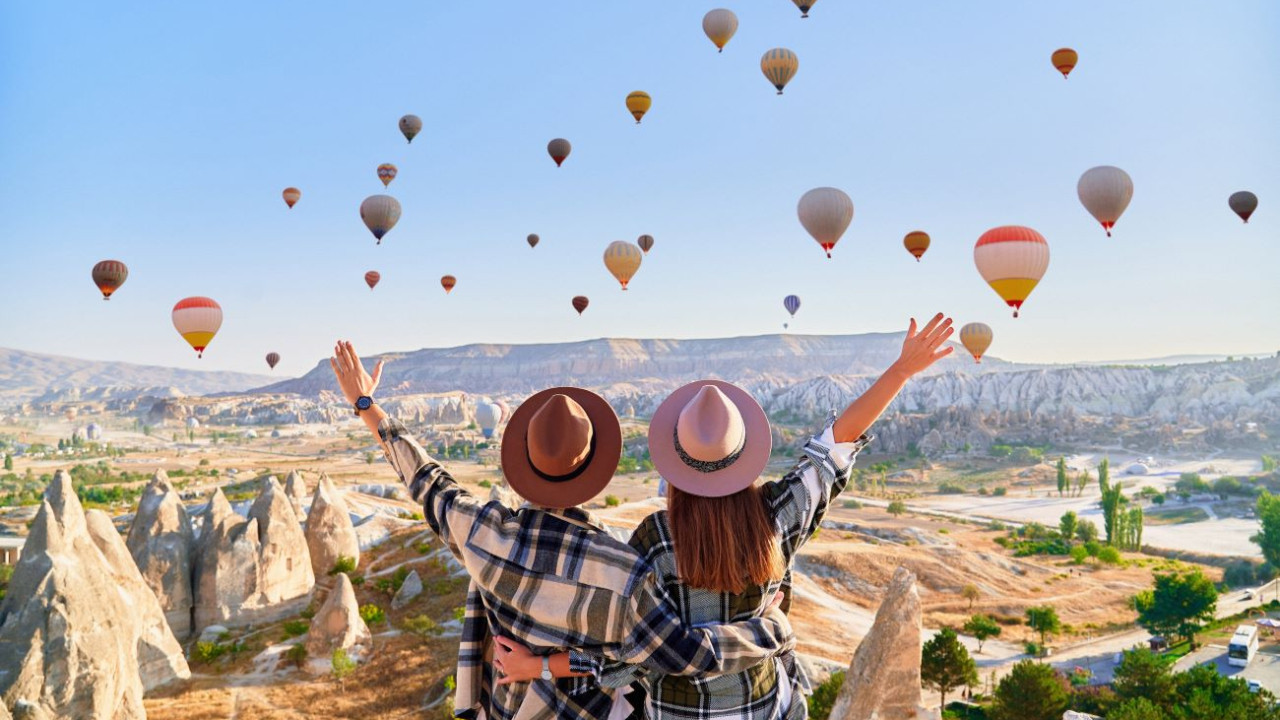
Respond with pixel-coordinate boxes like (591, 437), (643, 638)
(1, 1), (1277, 376)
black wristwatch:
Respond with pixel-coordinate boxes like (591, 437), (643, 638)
(354, 396), (374, 416)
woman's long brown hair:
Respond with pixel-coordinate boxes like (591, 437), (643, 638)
(667, 484), (785, 594)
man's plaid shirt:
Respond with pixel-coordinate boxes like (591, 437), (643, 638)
(378, 417), (796, 720)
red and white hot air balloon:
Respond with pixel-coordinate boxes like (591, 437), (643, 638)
(172, 297), (223, 358)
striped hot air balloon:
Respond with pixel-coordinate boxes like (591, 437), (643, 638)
(360, 195), (401, 244)
(265, 352), (280, 370)
(637, 234), (654, 253)
(172, 297), (222, 358)
(702, 9), (738, 52)
(974, 226), (1050, 318)
(903, 231), (931, 262)
(365, 271), (380, 290)
(959, 323), (993, 363)
(604, 241), (643, 290)
(572, 296), (589, 315)
(761, 48), (799, 94)
(377, 163), (398, 187)
(783, 295), (801, 317)
(626, 91), (652, 124)
(798, 187), (854, 258)
(441, 275), (456, 293)
(282, 187), (301, 208)
(91, 260), (128, 300)
(399, 115), (422, 143)
(792, 0), (817, 18)
(1051, 48), (1078, 78)
(548, 138), (572, 167)
(1077, 166), (1134, 236)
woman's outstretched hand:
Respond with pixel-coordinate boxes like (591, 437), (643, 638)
(890, 313), (954, 379)
(329, 340), (384, 406)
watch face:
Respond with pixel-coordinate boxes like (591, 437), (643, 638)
(356, 396), (373, 411)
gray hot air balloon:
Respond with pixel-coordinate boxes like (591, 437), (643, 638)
(1230, 191), (1258, 223)
(360, 195), (402, 244)
(637, 234), (654, 253)
(548, 138), (572, 167)
(399, 115), (422, 143)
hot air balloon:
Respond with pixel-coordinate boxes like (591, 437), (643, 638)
(365, 271), (381, 290)
(377, 163), (398, 187)
(637, 234), (654, 253)
(903, 231), (931, 262)
(399, 115), (422, 143)
(702, 9), (738, 52)
(91, 260), (128, 300)
(265, 352), (280, 370)
(283, 187), (301, 209)
(360, 195), (401, 244)
(572, 296), (589, 315)
(604, 241), (643, 290)
(172, 297), (222, 358)
(974, 226), (1050, 318)
(1230, 191), (1258, 223)
(527, 233), (540, 248)
(792, 0), (817, 17)
(626, 91), (651, 124)
(548, 138), (572, 167)
(761, 48), (798, 95)
(798, 187), (854, 258)
(783, 295), (801, 318)
(1051, 48), (1078, 79)
(475, 401), (502, 440)
(441, 275), (456, 293)
(959, 323), (993, 363)
(1077, 166), (1134, 236)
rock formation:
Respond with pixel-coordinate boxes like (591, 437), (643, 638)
(391, 569), (423, 610)
(284, 470), (308, 518)
(0, 471), (190, 719)
(830, 567), (937, 720)
(305, 473), (360, 582)
(126, 469), (196, 638)
(305, 572), (371, 664)
(249, 476), (315, 603)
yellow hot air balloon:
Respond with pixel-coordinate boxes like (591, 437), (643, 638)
(172, 297), (223, 358)
(959, 323), (993, 363)
(1051, 48), (1078, 79)
(1077, 166), (1134, 236)
(603, 241), (643, 290)
(797, 187), (854, 258)
(761, 49), (798, 95)
(974, 226), (1050, 318)
(903, 231), (931, 262)
(282, 187), (301, 209)
(626, 91), (651, 124)
(702, 9), (738, 53)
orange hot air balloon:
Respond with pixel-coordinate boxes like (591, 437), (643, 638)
(441, 275), (457, 293)
(637, 234), (654, 253)
(265, 352), (280, 370)
(91, 260), (128, 300)
(974, 226), (1050, 318)
(903, 231), (930, 262)
(1051, 48), (1078, 78)
(626, 91), (651, 124)
(603, 241), (643, 290)
(282, 187), (301, 208)
(172, 297), (222, 358)
(572, 296), (589, 315)
(377, 163), (398, 187)
(959, 323), (993, 363)
(365, 271), (380, 290)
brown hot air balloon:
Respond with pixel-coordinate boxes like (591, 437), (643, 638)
(1230, 191), (1258, 223)
(548, 138), (572, 167)
(527, 233), (540, 248)
(637, 234), (654, 253)
(572, 296), (589, 315)
(365, 271), (380, 290)
(441, 275), (457, 293)
(1051, 48), (1078, 79)
(265, 352), (280, 370)
(91, 260), (128, 300)
(282, 187), (301, 208)
(903, 231), (930, 262)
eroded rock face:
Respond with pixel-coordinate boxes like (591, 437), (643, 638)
(830, 567), (937, 720)
(126, 469), (196, 639)
(305, 573), (371, 664)
(305, 474), (360, 582)
(0, 471), (189, 719)
(284, 470), (308, 519)
(248, 476), (315, 604)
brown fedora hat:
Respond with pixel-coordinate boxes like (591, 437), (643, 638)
(501, 387), (622, 509)
(649, 380), (771, 498)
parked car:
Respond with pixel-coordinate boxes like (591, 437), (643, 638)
(1248, 679), (1262, 694)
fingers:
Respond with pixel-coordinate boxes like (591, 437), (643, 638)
(345, 341), (362, 371)
(928, 324), (955, 349)
(495, 675), (518, 686)
(917, 313), (945, 339)
(342, 341), (360, 374)
(371, 360), (384, 390)
(905, 318), (918, 340)
(329, 357), (341, 378)
(334, 341), (351, 374)
(494, 636), (517, 651)
(933, 346), (955, 360)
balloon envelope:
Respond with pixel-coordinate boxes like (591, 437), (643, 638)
(282, 187), (301, 208)
(637, 234), (654, 253)
(1051, 48), (1078, 78)
(172, 297), (222, 358)
(360, 195), (402, 244)
(572, 296), (589, 315)
(475, 401), (502, 439)
(265, 352), (280, 370)
(903, 231), (931, 262)
(626, 91), (651, 124)
(92, 260), (128, 300)
(441, 275), (456, 293)
(959, 323), (993, 363)
(365, 271), (380, 290)
(377, 163), (398, 187)
(1077, 166), (1134, 236)
(399, 115), (422, 143)
(527, 233), (540, 248)
(604, 241), (643, 290)
(761, 48), (798, 94)
(783, 295), (801, 317)
(792, 0), (816, 17)
(798, 187), (854, 258)
(974, 226), (1050, 318)
(548, 138), (572, 167)
(1230, 191), (1258, 223)
(702, 9), (738, 52)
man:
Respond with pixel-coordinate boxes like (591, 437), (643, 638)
(331, 341), (793, 720)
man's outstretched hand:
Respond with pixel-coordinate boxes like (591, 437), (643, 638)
(329, 340), (384, 406)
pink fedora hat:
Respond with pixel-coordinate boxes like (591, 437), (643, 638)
(648, 380), (771, 498)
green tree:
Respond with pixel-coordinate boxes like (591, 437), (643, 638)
(331, 648), (357, 687)
(1109, 697), (1165, 720)
(1127, 506), (1144, 550)
(1025, 605), (1061, 648)
(961, 583), (981, 610)
(2, 454), (11, 471)
(1056, 457), (1067, 496)
(807, 670), (844, 720)
(886, 500), (907, 516)
(963, 614), (1001, 653)
(1112, 648), (1175, 711)
(1075, 519), (1099, 543)
(1170, 664), (1280, 720)
(1074, 469), (1090, 497)
(1133, 570), (1218, 647)
(990, 660), (1069, 720)
(1058, 511), (1078, 546)
(1253, 492), (1280, 601)
(920, 628), (977, 711)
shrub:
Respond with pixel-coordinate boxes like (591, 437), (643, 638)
(807, 670), (845, 720)
(349, 574), (365, 586)
(328, 555), (357, 576)
(402, 614), (441, 637)
(374, 566), (410, 596)
(1069, 545), (1089, 564)
(192, 641), (227, 664)
(843, 499), (862, 509)
(1096, 546), (1122, 565)
(282, 619), (310, 639)
(359, 604), (386, 626)
(285, 643), (307, 668)
(331, 648), (358, 682)
(1023, 640), (1042, 657)
(453, 606), (466, 622)
(478, 479), (492, 488)
(993, 487), (1008, 497)
(938, 482), (966, 494)
(887, 500), (908, 516)
(977, 486), (990, 495)
(604, 494), (620, 507)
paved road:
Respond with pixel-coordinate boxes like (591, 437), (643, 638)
(1174, 646), (1280, 695)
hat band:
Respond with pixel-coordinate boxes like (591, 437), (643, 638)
(673, 426), (746, 474)
(526, 435), (597, 484)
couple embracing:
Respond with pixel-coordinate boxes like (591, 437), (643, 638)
(330, 314), (954, 720)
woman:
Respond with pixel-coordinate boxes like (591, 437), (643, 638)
(494, 314), (954, 719)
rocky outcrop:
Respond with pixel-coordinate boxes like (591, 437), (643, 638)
(305, 474), (360, 582)
(391, 569), (423, 610)
(0, 471), (190, 719)
(126, 469), (196, 639)
(830, 567), (936, 720)
(306, 573), (371, 664)
(248, 476), (315, 606)
(284, 470), (308, 518)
